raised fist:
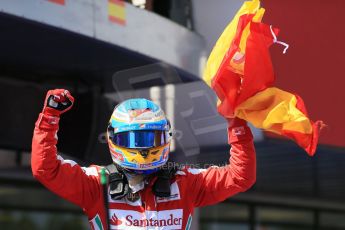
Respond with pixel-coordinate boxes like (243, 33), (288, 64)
(42, 89), (74, 117)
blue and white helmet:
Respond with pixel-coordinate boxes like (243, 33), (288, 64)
(107, 98), (171, 175)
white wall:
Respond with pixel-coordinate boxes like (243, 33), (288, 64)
(0, 0), (205, 76)
(192, 0), (246, 53)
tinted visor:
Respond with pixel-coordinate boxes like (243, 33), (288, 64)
(111, 130), (169, 148)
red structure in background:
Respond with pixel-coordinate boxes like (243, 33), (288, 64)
(263, 0), (345, 148)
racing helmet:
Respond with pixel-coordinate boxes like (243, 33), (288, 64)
(107, 98), (171, 175)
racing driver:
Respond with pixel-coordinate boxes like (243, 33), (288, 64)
(31, 89), (256, 230)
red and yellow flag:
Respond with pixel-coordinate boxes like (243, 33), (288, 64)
(203, 0), (323, 155)
(108, 0), (126, 25)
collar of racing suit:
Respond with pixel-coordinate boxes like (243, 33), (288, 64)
(112, 164), (177, 198)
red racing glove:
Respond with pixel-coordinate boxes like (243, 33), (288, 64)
(227, 117), (247, 128)
(42, 89), (74, 117)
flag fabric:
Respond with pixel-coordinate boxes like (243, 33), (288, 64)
(108, 0), (126, 25)
(235, 87), (324, 154)
(203, 0), (323, 155)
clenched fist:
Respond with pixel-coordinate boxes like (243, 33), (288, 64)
(42, 89), (74, 117)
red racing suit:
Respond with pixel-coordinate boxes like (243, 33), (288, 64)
(31, 113), (256, 230)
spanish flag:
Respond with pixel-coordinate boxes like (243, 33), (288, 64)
(203, 0), (323, 155)
(47, 0), (65, 5)
(108, 0), (126, 25)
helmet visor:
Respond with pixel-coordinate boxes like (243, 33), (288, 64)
(111, 130), (169, 148)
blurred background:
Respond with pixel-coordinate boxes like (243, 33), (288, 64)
(0, 0), (344, 229)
